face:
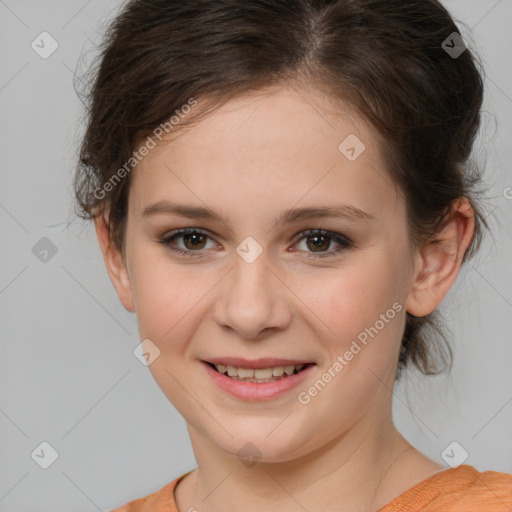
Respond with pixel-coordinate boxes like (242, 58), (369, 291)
(104, 84), (424, 463)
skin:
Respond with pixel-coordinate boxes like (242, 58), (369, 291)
(96, 83), (475, 511)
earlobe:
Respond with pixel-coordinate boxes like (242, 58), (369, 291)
(94, 213), (136, 313)
(405, 198), (475, 317)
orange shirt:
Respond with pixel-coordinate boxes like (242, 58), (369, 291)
(111, 464), (512, 512)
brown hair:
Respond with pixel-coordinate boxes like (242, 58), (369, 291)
(73, 0), (489, 379)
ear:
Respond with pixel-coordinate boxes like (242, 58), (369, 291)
(94, 212), (135, 313)
(405, 198), (475, 317)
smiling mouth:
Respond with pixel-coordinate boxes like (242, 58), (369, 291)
(205, 362), (313, 383)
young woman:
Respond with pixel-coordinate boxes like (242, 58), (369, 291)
(74, 0), (512, 510)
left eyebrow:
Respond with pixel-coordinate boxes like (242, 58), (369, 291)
(140, 201), (375, 226)
(276, 205), (375, 225)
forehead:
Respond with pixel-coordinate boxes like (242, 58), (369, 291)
(129, 84), (401, 226)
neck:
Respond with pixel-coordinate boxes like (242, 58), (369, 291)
(177, 414), (423, 512)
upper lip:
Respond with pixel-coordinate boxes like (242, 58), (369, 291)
(203, 357), (314, 369)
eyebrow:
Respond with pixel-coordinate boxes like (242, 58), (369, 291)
(140, 200), (375, 226)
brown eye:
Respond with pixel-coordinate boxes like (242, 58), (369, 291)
(305, 233), (331, 252)
(159, 228), (217, 256)
(293, 229), (353, 259)
(181, 232), (207, 250)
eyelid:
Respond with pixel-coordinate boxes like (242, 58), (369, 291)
(290, 228), (351, 244)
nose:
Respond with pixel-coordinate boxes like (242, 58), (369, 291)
(212, 249), (291, 340)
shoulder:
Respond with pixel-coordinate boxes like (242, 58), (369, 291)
(442, 466), (512, 510)
(381, 464), (512, 512)
(109, 471), (192, 512)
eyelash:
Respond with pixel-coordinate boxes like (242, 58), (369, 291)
(158, 228), (353, 259)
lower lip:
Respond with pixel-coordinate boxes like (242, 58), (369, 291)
(201, 361), (315, 401)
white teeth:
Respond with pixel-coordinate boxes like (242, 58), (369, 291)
(212, 363), (307, 380)
(284, 365), (295, 375)
(254, 368), (273, 379)
(238, 367), (254, 378)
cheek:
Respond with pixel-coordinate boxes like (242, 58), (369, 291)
(299, 259), (404, 345)
(128, 252), (214, 412)
(292, 259), (406, 427)
(129, 246), (207, 345)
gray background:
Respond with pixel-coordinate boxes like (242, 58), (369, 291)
(0, 1), (511, 511)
